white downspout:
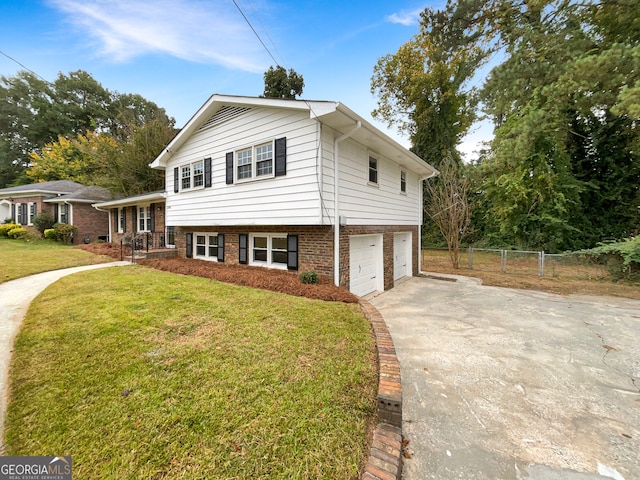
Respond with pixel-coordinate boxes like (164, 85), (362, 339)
(418, 169), (439, 274)
(333, 120), (361, 287)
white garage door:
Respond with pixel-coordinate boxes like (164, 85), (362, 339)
(394, 232), (412, 281)
(349, 235), (383, 297)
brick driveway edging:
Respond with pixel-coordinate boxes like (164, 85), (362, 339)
(359, 299), (404, 480)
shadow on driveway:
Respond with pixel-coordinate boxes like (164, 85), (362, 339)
(370, 276), (640, 480)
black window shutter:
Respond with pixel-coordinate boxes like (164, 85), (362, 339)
(217, 233), (225, 262)
(226, 152), (234, 184)
(205, 157), (212, 188)
(186, 233), (193, 258)
(131, 206), (137, 232)
(239, 233), (248, 264)
(11, 204), (15, 222)
(123, 207), (127, 233)
(150, 204), (156, 232)
(174, 167), (179, 193)
(275, 137), (287, 177)
(287, 234), (299, 271)
(53, 204), (58, 222)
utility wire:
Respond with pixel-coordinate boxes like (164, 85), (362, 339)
(230, 0), (279, 66)
(0, 50), (52, 85)
(241, 0), (285, 67)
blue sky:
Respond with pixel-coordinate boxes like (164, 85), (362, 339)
(0, 0), (489, 158)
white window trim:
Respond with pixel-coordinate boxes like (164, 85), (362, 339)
(400, 170), (407, 194)
(249, 233), (288, 270)
(137, 205), (151, 233)
(194, 232), (219, 261)
(58, 203), (71, 224)
(28, 202), (36, 225)
(118, 207), (126, 233)
(180, 159), (205, 191)
(368, 154), (379, 186)
(235, 140), (275, 183)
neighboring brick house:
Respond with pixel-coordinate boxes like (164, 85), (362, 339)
(150, 95), (438, 296)
(0, 180), (114, 243)
(93, 191), (169, 249)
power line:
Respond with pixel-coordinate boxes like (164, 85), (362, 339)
(0, 50), (51, 84)
(241, 0), (285, 67)
(230, 0), (280, 67)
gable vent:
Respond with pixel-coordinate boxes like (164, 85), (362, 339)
(199, 106), (251, 131)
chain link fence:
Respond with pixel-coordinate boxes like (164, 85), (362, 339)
(423, 247), (609, 280)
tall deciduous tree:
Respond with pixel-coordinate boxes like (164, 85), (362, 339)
(262, 66), (304, 99)
(371, 0), (489, 164)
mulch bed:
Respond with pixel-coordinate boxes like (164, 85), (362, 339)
(75, 244), (358, 303)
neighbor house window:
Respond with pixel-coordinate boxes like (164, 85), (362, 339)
(59, 204), (69, 224)
(194, 233), (219, 260)
(16, 203), (24, 225)
(236, 141), (274, 181)
(28, 203), (36, 225)
(180, 160), (204, 191)
(138, 205), (151, 232)
(369, 156), (378, 184)
(400, 170), (407, 193)
(250, 234), (287, 268)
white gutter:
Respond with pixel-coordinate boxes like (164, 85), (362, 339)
(333, 120), (361, 287)
(418, 169), (439, 274)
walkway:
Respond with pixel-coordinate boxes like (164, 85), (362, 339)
(0, 262), (129, 452)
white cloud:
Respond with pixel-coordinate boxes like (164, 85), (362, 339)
(48, 0), (269, 72)
(386, 8), (424, 26)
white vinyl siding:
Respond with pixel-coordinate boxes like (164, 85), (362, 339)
(320, 129), (421, 226)
(165, 107), (322, 226)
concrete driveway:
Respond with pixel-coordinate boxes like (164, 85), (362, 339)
(370, 276), (640, 480)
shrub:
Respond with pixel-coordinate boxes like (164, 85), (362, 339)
(300, 271), (319, 284)
(577, 237), (640, 281)
(32, 212), (55, 235)
(7, 226), (28, 239)
(44, 228), (57, 240)
(0, 222), (17, 237)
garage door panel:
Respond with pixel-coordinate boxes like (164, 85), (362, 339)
(350, 235), (382, 297)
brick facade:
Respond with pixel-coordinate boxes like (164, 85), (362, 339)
(70, 203), (109, 243)
(175, 224), (419, 291)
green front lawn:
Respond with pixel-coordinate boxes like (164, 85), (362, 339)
(0, 237), (111, 283)
(5, 266), (377, 479)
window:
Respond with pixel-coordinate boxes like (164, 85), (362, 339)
(28, 203), (36, 225)
(59, 204), (69, 224)
(118, 208), (126, 233)
(138, 205), (151, 232)
(194, 233), (219, 261)
(250, 234), (287, 268)
(369, 156), (378, 184)
(180, 160), (204, 190)
(166, 226), (175, 247)
(400, 170), (407, 193)
(236, 142), (274, 181)
(16, 203), (24, 225)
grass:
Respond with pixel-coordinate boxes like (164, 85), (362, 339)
(0, 237), (112, 283)
(423, 248), (640, 299)
(5, 266), (377, 479)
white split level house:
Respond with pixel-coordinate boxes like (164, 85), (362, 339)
(149, 94), (438, 297)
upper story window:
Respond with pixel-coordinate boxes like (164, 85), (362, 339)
(400, 170), (407, 193)
(236, 142), (274, 182)
(180, 160), (204, 190)
(369, 156), (378, 184)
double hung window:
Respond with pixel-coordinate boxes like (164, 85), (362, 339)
(180, 160), (204, 190)
(138, 205), (151, 232)
(194, 233), (219, 260)
(236, 142), (274, 181)
(369, 156), (378, 184)
(250, 234), (287, 268)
